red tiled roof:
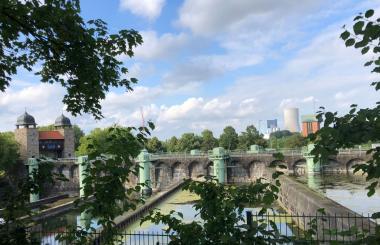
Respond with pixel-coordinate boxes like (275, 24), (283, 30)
(39, 131), (64, 140)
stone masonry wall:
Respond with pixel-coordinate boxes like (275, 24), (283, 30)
(58, 128), (75, 158)
(14, 127), (39, 162)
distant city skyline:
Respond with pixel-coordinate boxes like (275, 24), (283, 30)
(1, 0), (379, 139)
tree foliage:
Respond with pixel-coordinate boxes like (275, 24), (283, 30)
(200, 129), (218, 151)
(165, 136), (180, 153)
(177, 133), (202, 152)
(219, 126), (239, 150)
(142, 172), (288, 245)
(146, 136), (165, 153)
(310, 9), (380, 217)
(0, 132), (19, 173)
(58, 125), (152, 244)
(270, 132), (306, 149)
(0, 0), (143, 119)
(237, 125), (267, 150)
(76, 127), (110, 156)
(270, 130), (292, 139)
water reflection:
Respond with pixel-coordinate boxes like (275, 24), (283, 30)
(293, 173), (380, 216)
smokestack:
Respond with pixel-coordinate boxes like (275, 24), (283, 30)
(283, 108), (300, 132)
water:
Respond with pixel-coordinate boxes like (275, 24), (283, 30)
(293, 173), (380, 216)
(123, 190), (297, 238)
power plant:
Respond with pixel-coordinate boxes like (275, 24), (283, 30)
(283, 108), (300, 132)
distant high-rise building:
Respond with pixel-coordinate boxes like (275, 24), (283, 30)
(266, 119), (278, 133)
(267, 119), (277, 129)
(283, 108), (300, 132)
(301, 114), (321, 137)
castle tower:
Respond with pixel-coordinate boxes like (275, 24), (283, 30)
(14, 112), (39, 162)
(54, 114), (75, 158)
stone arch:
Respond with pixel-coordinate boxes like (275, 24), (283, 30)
(153, 162), (170, 189)
(70, 165), (79, 181)
(227, 160), (246, 183)
(293, 159), (306, 176)
(188, 161), (204, 179)
(247, 161), (266, 180)
(346, 158), (366, 173)
(205, 161), (214, 177)
(171, 162), (186, 182)
(322, 158), (344, 173)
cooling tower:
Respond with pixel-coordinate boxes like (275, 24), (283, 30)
(283, 108), (300, 132)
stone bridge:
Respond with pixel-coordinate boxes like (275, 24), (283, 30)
(147, 148), (371, 190)
(26, 147), (371, 201)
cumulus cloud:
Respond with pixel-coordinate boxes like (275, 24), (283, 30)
(119, 0), (165, 20)
(133, 31), (189, 60)
(177, 0), (321, 36)
(0, 83), (66, 130)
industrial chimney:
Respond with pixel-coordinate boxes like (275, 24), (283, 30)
(283, 108), (300, 132)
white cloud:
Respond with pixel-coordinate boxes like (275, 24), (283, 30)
(119, 0), (165, 20)
(0, 83), (67, 130)
(177, 0), (321, 36)
(133, 31), (189, 60)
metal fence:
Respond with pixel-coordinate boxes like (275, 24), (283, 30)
(32, 230), (171, 245)
(246, 211), (378, 243)
(30, 212), (379, 244)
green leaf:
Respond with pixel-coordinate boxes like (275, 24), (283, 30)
(148, 121), (155, 130)
(365, 9), (374, 18)
(364, 61), (373, 66)
(340, 30), (350, 40)
(345, 38), (355, 47)
(353, 21), (364, 34)
(371, 212), (380, 219)
(361, 46), (370, 54)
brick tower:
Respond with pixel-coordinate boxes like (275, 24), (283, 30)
(54, 114), (75, 158)
(14, 112), (39, 162)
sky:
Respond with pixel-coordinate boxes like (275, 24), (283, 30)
(1, 0), (380, 139)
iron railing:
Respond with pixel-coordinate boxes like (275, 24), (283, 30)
(150, 148), (370, 160)
(32, 230), (171, 245)
(29, 212), (379, 244)
(246, 211), (378, 243)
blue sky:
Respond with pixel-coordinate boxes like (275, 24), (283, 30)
(1, 0), (380, 139)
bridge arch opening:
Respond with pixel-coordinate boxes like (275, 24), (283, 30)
(226, 160), (246, 183)
(154, 162), (170, 189)
(346, 158), (366, 174)
(322, 158), (343, 173)
(293, 159), (306, 176)
(248, 161), (266, 180)
(171, 162), (185, 182)
(205, 161), (214, 177)
(188, 161), (204, 179)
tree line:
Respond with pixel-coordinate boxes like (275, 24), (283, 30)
(1, 1), (378, 243)
(76, 124), (306, 155)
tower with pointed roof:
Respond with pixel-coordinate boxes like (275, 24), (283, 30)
(14, 111), (39, 161)
(15, 112), (76, 161)
(54, 114), (75, 158)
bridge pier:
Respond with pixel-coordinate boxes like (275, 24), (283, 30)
(27, 158), (39, 203)
(209, 147), (229, 183)
(303, 144), (321, 173)
(137, 149), (152, 197)
(77, 155), (89, 198)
